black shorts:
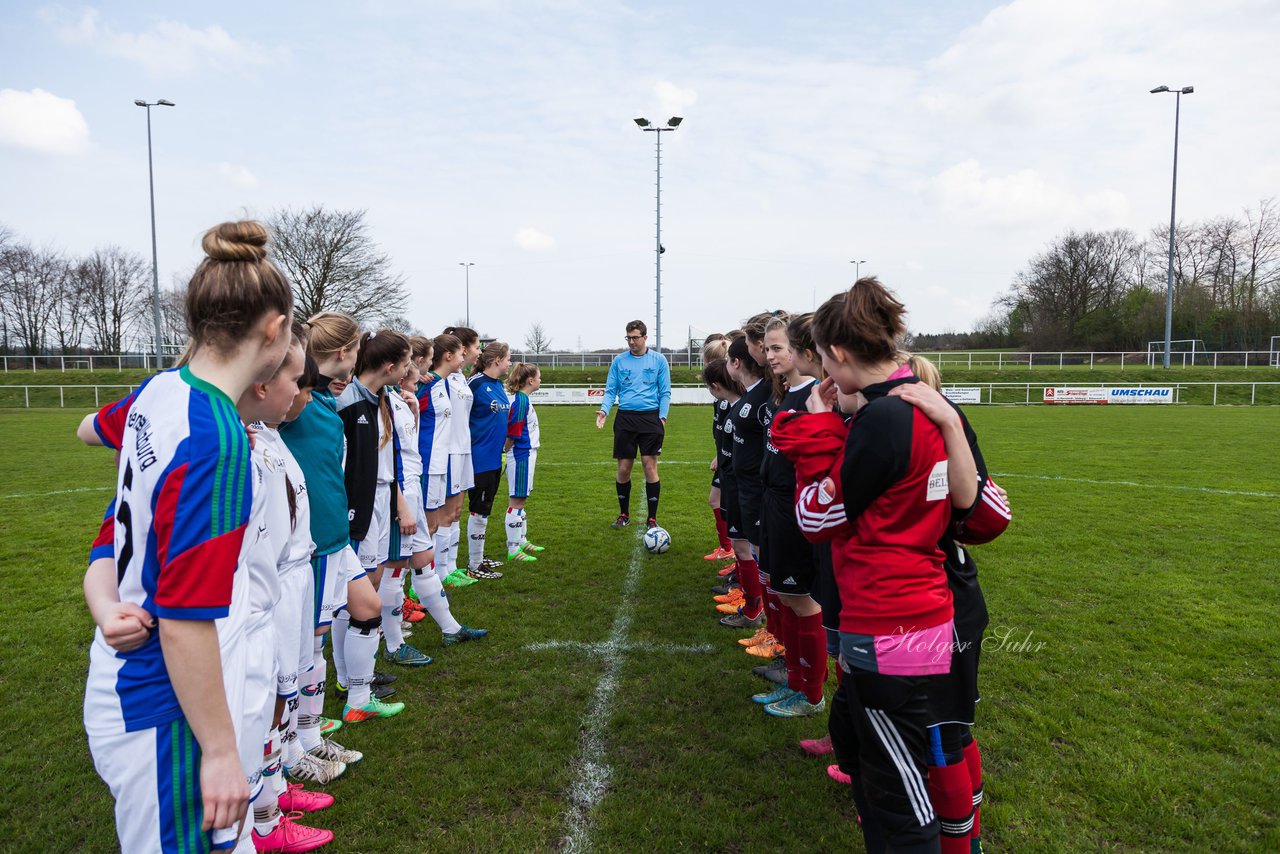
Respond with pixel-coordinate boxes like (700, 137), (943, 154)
(737, 478), (763, 546)
(468, 469), (502, 517)
(813, 543), (841, 632)
(761, 492), (817, 595)
(927, 627), (982, 727)
(719, 474), (743, 540)
(613, 409), (664, 459)
(711, 471), (721, 489)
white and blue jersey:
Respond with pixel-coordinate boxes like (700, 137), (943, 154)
(468, 373), (510, 473)
(599, 348), (672, 419)
(417, 374), (453, 477)
(507, 391), (539, 457)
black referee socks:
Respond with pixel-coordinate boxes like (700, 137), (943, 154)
(617, 480), (632, 516)
(646, 480), (661, 520)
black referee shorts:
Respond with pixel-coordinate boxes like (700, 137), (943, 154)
(613, 409), (664, 459)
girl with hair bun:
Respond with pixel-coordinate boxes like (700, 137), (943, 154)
(771, 277), (976, 853)
(79, 220), (293, 852)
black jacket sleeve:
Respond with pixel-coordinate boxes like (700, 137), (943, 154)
(947, 404), (989, 530)
(840, 397), (913, 525)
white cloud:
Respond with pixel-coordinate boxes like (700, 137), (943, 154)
(44, 7), (275, 76)
(930, 159), (1129, 228)
(0, 88), (89, 155)
(515, 227), (556, 251)
(653, 79), (697, 119)
(217, 162), (258, 189)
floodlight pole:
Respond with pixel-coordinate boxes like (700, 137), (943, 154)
(635, 117), (682, 351)
(850, 259), (867, 281)
(136, 99), (174, 371)
(1151, 85), (1193, 369)
(459, 262), (474, 326)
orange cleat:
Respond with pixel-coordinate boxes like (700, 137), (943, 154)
(713, 588), (744, 605)
(704, 547), (734, 561)
(738, 628), (775, 647)
(745, 641), (785, 659)
(717, 561), (739, 578)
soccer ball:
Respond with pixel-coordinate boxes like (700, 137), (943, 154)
(643, 526), (672, 554)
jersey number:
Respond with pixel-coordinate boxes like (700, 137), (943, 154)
(116, 461), (135, 584)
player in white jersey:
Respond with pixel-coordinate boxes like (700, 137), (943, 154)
(503, 363), (544, 561)
(79, 220), (292, 853)
(420, 334), (469, 586)
(439, 326), (481, 585)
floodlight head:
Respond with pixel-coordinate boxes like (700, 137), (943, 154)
(1181, 86), (1194, 94)
(134, 99), (148, 106)
(634, 117), (651, 127)
(667, 116), (683, 127)
(1149, 85), (1169, 94)
(158, 99), (175, 106)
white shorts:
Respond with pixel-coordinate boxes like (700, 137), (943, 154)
(507, 449), (537, 498)
(311, 544), (364, 627)
(405, 483), (434, 553)
(425, 473), (449, 511)
(274, 564), (313, 698)
(448, 452), (475, 495)
(353, 482), (392, 569)
(240, 619), (278, 801)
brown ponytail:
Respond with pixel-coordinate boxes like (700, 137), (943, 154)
(702, 358), (744, 397)
(353, 329), (409, 449)
(812, 277), (906, 365)
(430, 334), (462, 370)
(475, 341), (510, 373)
(505, 362), (540, 393)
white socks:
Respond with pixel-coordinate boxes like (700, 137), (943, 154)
(252, 726), (283, 835)
(448, 521), (461, 570)
(467, 514), (488, 570)
(297, 636), (325, 753)
(331, 612), (350, 688)
(433, 526), (453, 578)
(412, 567), (462, 635)
(505, 506), (526, 556)
(281, 694), (303, 769)
(344, 613), (381, 708)
(380, 569), (405, 652)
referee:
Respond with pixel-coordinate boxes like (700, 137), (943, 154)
(595, 320), (672, 529)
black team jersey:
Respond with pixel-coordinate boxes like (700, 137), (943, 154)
(726, 378), (771, 485)
(713, 398), (733, 477)
(761, 378), (817, 495)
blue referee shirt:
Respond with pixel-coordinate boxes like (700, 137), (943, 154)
(599, 349), (671, 419)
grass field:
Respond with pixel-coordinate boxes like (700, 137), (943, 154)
(1, 404), (1278, 852)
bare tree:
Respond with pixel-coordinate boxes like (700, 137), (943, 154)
(524, 321), (553, 353)
(381, 314), (423, 336)
(266, 206), (408, 323)
(0, 242), (64, 353)
(77, 246), (148, 353)
(50, 255), (87, 353)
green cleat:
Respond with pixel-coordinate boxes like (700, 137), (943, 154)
(519, 541), (545, 553)
(753, 685), (798, 705)
(443, 625), (489, 646)
(343, 696), (406, 723)
(383, 643), (432, 667)
(764, 693), (826, 718)
(507, 549), (537, 563)
(444, 569), (478, 588)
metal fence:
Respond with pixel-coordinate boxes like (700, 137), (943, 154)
(6, 349), (1278, 372)
(4, 382), (1279, 408)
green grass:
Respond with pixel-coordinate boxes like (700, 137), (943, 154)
(1, 405), (1278, 851)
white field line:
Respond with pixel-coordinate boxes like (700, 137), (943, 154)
(524, 639), (715, 655)
(538, 460), (703, 466)
(991, 472), (1278, 499)
(0, 485), (112, 501)
(557, 532), (643, 854)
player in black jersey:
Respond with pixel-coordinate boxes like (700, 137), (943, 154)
(701, 336), (735, 562)
(752, 314), (829, 719)
(702, 359), (746, 605)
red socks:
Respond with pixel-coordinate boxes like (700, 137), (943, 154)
(796, 612), (827, 704)
(927, 760), (974, 853)
(712, 507), (731, 549)
(770, 602), (799, 691)
(963, 737), (984, 843)
(737, 558), (764, 619)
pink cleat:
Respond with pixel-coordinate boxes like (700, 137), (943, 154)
(826, 764), (852, 786)
(251, 812), (334, 852)
(278, 782), (334, 813)
(800, 734), (834, 757)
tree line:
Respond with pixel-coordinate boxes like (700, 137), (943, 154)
(0, 206), (410, 355)
(913, 199), (1280, 353)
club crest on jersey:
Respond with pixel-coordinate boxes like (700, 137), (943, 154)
(739, 403), (752, 417)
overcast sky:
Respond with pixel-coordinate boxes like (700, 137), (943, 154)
(3, 1), (1278, 349)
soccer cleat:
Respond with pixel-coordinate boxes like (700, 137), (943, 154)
(400, 624), (414, 637)
(251, 811), (334, 852)
(719, 608), (765, 629)
(715, 601), (746, 614)
(481, 557), (506, 568)
(342, 696), (405, 723)
(646, 517), (658, 530)
(383, 643), (432, 667)
(405, 588), (421, 605)
(507, 549), (537, 563)
(717, 562), (739, 578)
(331, 680), (348, 704)
(372, 684), (396, 700)
(310, 737), (363, 766)
(519, 541), (545, 553)
(754, 658), (788, 685)
(286, 752), (346, 785)
(466, 566), (504, 580)
(710, 580), (737, 596)
(444, 569), (478, 588)
(278, 782), (334, 813)
(738, 628), (774, 647)
(402, 608), (425, 623)
(765, 693), (826, 718)
(443, 625), (489, 646)
(610, 514), (631, 529)
(713, 588), (744, 605)
(318, 717), (342, 736)
(826, 764), (853, 785)
(403, 597), (424, 614)
(753, 685), (798, 705)
(746, 640), (786, 659)
(704, 546), (734, 561)
(372, 671), (398, 686)
(800, 734), (835, 757)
